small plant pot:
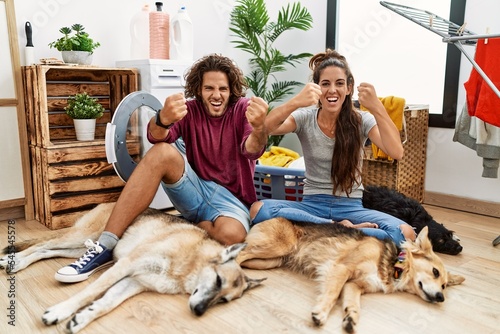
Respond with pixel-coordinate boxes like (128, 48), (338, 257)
(62, 51), (93, 65)
(73, 119), (96, 141)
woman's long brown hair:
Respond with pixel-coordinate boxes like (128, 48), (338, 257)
(309, 49), (362, 196)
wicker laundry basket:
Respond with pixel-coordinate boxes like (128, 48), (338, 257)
(361, 105), (429, 202)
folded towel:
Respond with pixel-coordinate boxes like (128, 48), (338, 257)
(361, 96), (405, 160)
(259, 146), (300, 167)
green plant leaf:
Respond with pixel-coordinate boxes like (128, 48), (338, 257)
(65, 92), (105, 119)
(49, 24), (100, 53)
(229, 0), (313, 149)
(269, 3), (313, 42)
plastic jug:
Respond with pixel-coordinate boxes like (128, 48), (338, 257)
(149, 2), (170, 59)
(130, 4), (150, 59)
(171, 6), (193, 61)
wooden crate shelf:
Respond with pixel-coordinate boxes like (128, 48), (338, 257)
(29, 142), (140, 229)
(22, 65), (138, 147)
(22, 65), (140, 229)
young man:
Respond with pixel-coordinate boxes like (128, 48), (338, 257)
(56, 54), (269, 283)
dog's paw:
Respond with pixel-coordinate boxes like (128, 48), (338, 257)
(342, 314), (357, 334)
(42, 305), (74, 326)
(64, 308), (93, 334)
(311, 310), (327, 327)
(0, 255), (8, 270)
(0, 255), (19, 273)
(65, 314), (84, 334)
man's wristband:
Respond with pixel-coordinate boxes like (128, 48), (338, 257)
(155, 111), (174, 129)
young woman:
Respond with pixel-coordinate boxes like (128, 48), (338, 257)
(252, 49), (415, 246)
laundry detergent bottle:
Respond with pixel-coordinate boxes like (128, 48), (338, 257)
(130, 4), (150, 59)
(149, 1), (170, 59)
(171, 6), (193, 61)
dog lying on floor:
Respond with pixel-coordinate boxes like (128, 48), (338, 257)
(237, 218), (465, 333)
(0, 203), (264, 334)
(362, 185), (463, 255)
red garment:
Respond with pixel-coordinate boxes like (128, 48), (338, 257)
(464, 38), (500, 127)
(149, 98), (264, 208)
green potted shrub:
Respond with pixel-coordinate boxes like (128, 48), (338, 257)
(230, 0), (313, 148)
(65, 92), (105, 141)
(48, 24), (101, 65)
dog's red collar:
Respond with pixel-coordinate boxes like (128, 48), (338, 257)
(393, 251), (406, 279)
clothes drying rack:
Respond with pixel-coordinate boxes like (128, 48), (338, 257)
(380, 1), (500, 99)
(380, 1), (500, 246)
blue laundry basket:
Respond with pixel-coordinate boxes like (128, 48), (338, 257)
(253, 164), (305, 201)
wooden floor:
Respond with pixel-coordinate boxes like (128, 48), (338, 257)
(1, 205), (499, 334)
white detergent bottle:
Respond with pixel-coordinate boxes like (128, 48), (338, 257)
(171, 6), (193, 61)
(130, 4), (150, 59)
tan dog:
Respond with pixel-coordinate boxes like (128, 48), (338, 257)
(0, 203), (264, 334)
(237, 218), (465, 333)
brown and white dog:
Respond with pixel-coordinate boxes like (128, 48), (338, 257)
(237, 218), (465, 333)
(0, 203), (265, 333)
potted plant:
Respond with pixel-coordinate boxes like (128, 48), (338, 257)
(65, 92), (105, 141)
(230, 0), (313, 148)
(48, 24), (101, 65)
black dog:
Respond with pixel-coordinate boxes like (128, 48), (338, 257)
(362, 185), (463, 255)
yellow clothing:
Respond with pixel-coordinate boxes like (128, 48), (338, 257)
(259, 146), (300, 167)
(361, 96), (405, 160)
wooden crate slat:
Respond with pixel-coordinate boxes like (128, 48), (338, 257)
(47, 161), (117, 181)
(22, 68), (36, 145)
(47, 98), (111, 112)
(46, 82), (110, 97)
(48, 175), (124, 195)
(49, 191), (121, 213)
(49, 210), (88, 230)
(46, 145), (107, 162)
(30, 146), (42, 222)
(48, 123), (109, 142)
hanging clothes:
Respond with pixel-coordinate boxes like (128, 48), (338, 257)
(463, 38), (500, 128)
(453, 104), (500, 178)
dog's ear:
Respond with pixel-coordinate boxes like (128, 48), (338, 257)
(447, 272), (465, 286)
(244, 276), (267, 291)
(220, 243), (247, 263)
(414, 226), (433, 253)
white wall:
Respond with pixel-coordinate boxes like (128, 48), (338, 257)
(13, 0), (326, 75)
(10, 0), (500, 204)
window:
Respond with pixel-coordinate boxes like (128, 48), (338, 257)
(326, 0), (467, 128)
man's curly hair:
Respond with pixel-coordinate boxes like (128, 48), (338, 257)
(184, 54), (248, 105)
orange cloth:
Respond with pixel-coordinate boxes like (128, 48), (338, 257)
(361, 96), (405, 160)
(464, 38), (500, 128)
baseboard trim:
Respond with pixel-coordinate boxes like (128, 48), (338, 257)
(0, 205), (25, 221)
(424, 191), (500, 218)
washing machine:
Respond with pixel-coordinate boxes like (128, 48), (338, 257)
(107, 59), (192, 209)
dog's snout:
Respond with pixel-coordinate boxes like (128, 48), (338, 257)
(192, 303), (207, 316)
(435, 292), (444, 303)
